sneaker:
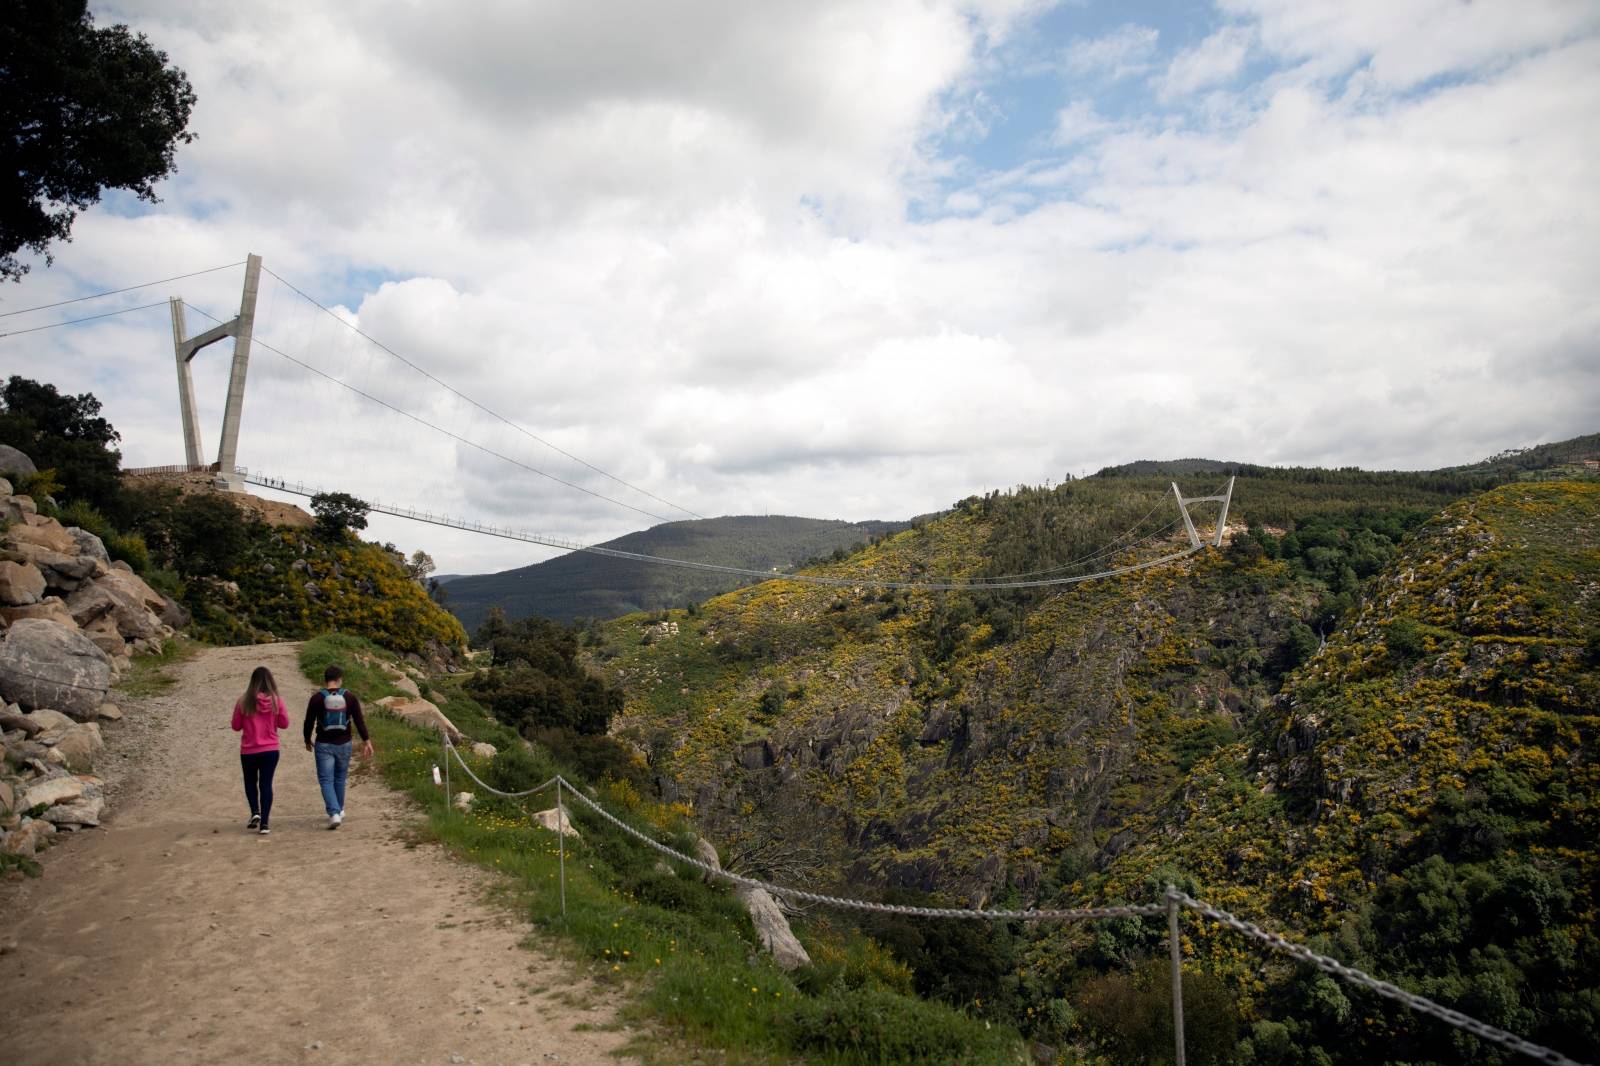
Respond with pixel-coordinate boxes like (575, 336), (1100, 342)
(327, 812), (342, 830)
(258, 825), (271, 836)
(247, 814), (261, 830)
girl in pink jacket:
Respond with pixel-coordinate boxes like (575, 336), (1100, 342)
(231, 666), (289, 835)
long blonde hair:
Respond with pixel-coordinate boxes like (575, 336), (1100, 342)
(240, 666), (279, 715)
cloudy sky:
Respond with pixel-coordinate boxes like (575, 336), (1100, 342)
(3, 0), (1598, 574)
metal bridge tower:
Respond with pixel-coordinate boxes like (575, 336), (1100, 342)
(169, 253), (262, 491)
(1171, 476), (1236, 548)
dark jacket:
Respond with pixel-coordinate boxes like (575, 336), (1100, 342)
(303, 688), (369, 745)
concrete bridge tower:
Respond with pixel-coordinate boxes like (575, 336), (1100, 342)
(169, 253), (262, 491)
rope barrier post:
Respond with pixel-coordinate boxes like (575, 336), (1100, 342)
(1167, 885), (1186, 1066)
(556, 778), (567, 919)
(442, 728), (450, 813)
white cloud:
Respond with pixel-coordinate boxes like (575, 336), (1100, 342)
(4, 1), (1598, 577)
(1062, 23), (1160, 80)
(1051, 100), (1111, 146)
(1158, 24), (1255, 100)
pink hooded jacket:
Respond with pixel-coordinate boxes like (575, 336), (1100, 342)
(231, 693), (290, 754)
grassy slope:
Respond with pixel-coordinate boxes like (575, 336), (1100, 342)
(300, 634), (1027, 1065)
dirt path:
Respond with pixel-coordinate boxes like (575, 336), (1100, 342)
(0, 642), (629, 1066)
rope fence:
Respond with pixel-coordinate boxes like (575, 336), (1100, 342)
(437, 736), (1592, 1066)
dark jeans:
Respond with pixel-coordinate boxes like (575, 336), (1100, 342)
(241, 750), (280, 823)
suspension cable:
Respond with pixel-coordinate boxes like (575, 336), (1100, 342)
(260, 266), (704, 520)
(185, 304), (679, 525)
(0, 301), (170, 339)
(0, 262), (245, 318)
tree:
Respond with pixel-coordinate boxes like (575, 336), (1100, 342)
(404, 549), (435, 583)
(0, 375), (122, 510)
(1, 1), (196, 280)
(309, 491), (369, 539)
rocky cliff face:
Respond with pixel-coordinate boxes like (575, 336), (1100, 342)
(0, 473), (178, 857)
(596, 483), (1328, 905)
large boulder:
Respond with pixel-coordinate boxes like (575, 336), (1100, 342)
(65, 571), (163, 641)
(0, 619), (113, 719)
(5, 542), (101, 592)
(736, 886), (812, 971)
(0, 597), (79, 629)
(375, 696), (463, 741)
(42, 792), (104, 829)
(0, 445), (36, 477)
(66, 528), (110, 564)
(23, 708), (76, 736)
(0, 561), (45, 606)
(156, 593), (189, 629)
(4, 520), (78, 555)
(80, 614), (127, 658)
(0, 703), (45, 737)
(21, 774), (86, 810)
(51, 722), (103, 771)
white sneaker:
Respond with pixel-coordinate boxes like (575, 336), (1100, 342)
(328, 812), (343, 830)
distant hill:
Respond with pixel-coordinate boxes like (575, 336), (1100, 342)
(443, 514), (909, 630)
(1096, 433), (1600, 481)
(1447, 431), (1600, 477)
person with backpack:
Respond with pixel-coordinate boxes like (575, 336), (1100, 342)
(231, 666), (290, 835)
(303, 664), (373, 829)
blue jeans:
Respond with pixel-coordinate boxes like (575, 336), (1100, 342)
(314, 741), (352, 816)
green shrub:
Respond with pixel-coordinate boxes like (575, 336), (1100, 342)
(782, 984), (1021, 1064)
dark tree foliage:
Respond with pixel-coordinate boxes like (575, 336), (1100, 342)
(0, 374), (122, 510)
(309, 491), (369, 539)
(467, 614), (624, 737)
(1, 1), (196, 280)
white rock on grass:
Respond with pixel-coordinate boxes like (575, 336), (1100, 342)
(452, 792), (474, 812)
(470, 742), (497, 759)
(532, 806), (578, 838)
(735, 886), (812, 971)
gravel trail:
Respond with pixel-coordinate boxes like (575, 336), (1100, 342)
(0, 641), (627, 1066)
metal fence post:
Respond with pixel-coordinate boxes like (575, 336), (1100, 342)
(441, 728), (450, 810)
(1167, 885), (1186, 1066)
(556, 778), (567, 918)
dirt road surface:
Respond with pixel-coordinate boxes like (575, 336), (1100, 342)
(0, 642), (628, 1066)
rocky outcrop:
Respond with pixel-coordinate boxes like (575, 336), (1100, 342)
(735, 885), (811, 971)
(0, 620), (112, 720)
(375, 695), (463, 741)
(682, 831), (808, 969)
(0, 561), (46, 606)
(0, 455), (162, 866)
(0, 445), (37, 477)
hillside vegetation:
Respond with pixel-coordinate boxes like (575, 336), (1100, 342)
(444, 514), (909, 629)
(0, 375), (466, 660)
(588, 455), (1598, 1062)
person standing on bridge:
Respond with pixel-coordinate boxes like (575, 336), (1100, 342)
(231, 666), (289, 835)
(303, 664), (373, 829)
